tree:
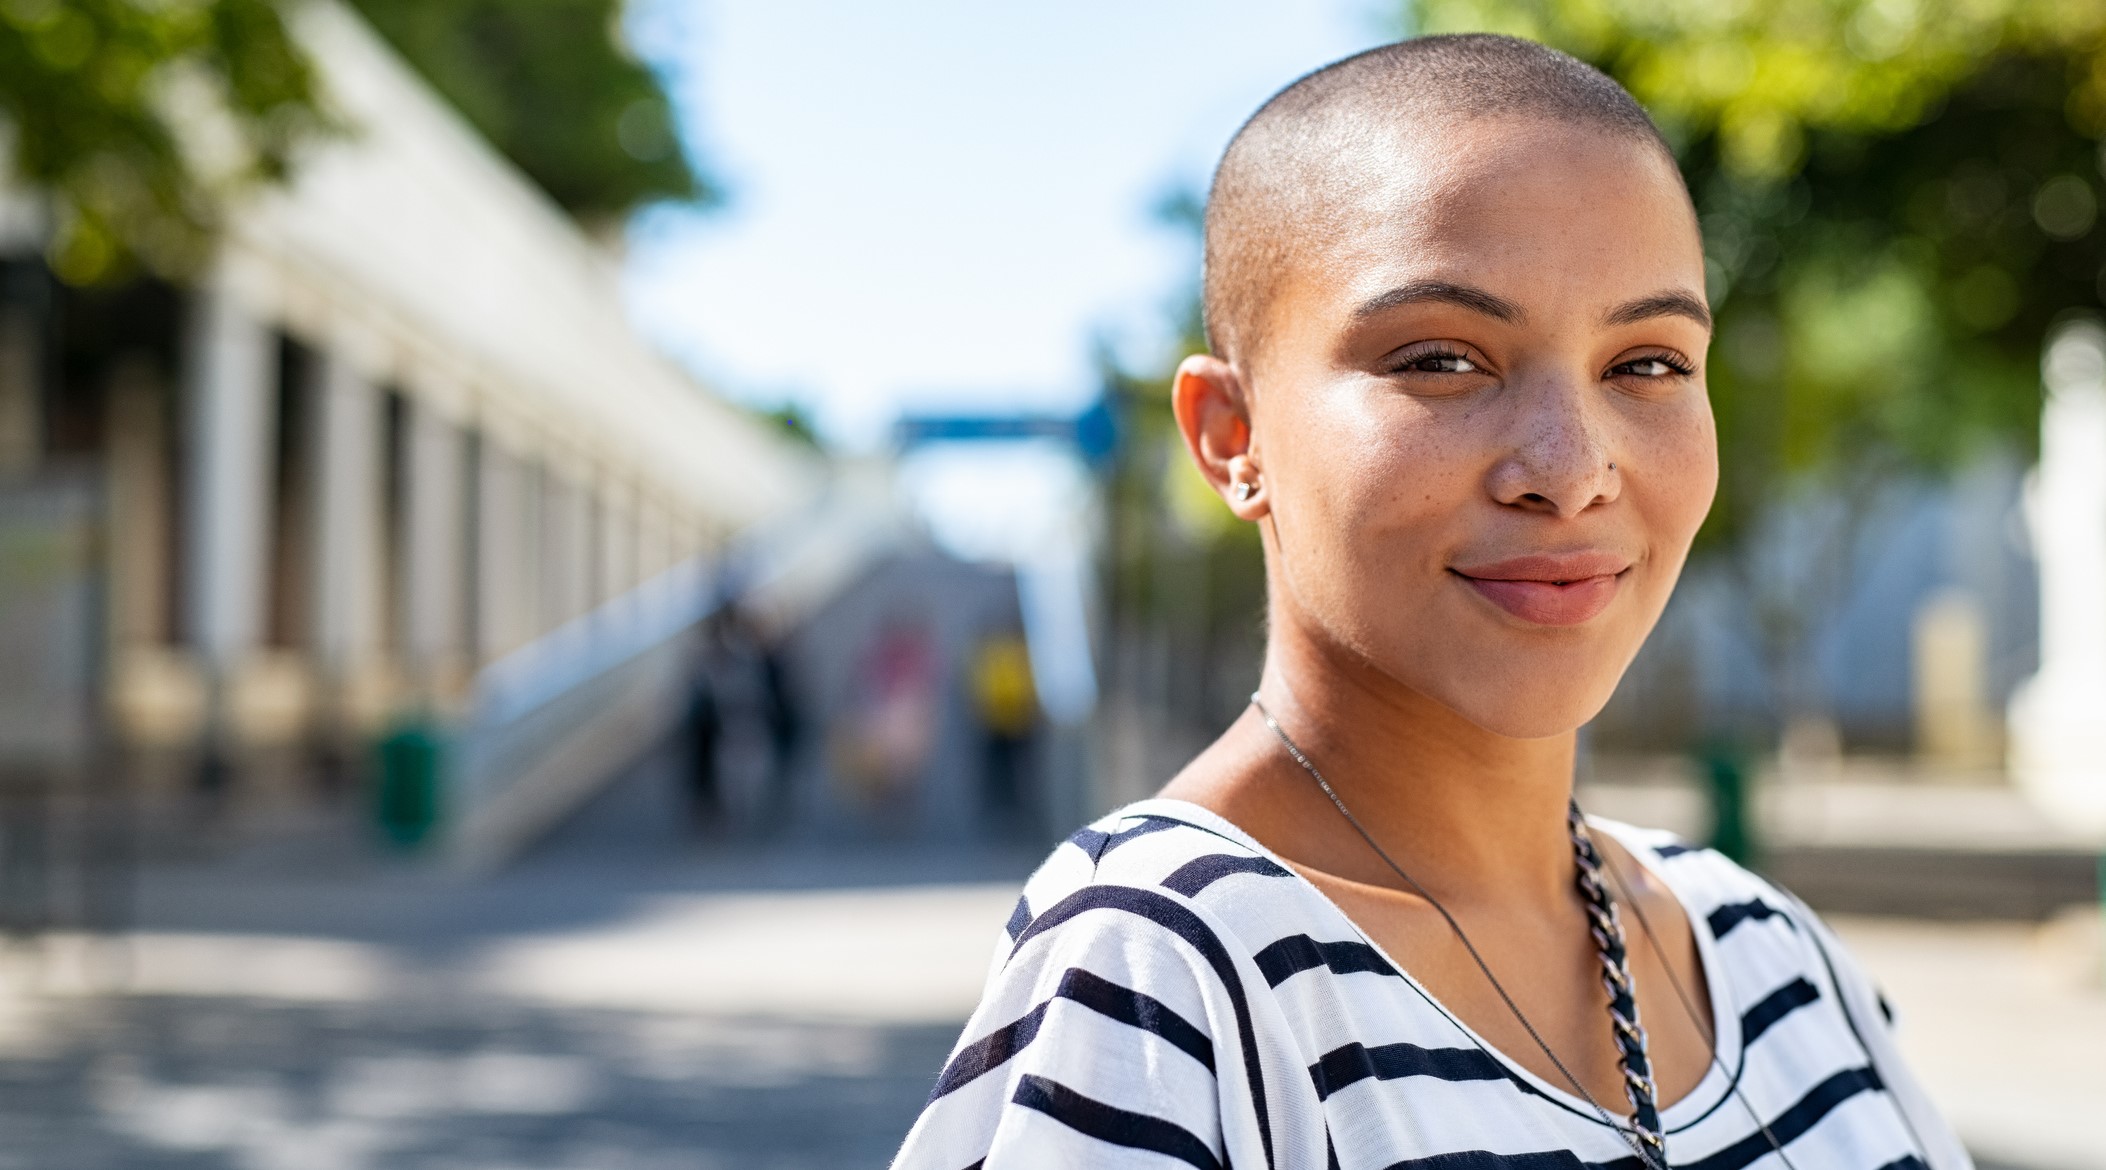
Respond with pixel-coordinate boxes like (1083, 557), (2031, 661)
(1, 0), (714, 285)
(1412, 0), (2104, 491)
(344, 0), (716, 225)
(1409, 0), (2106, 735)
(0, 0), (328, 284)
(1097, 191), (1270, 776)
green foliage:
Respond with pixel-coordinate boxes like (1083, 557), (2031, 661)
(2, 0), (710, 286)
(344, 0), (714, 223)
(1417, 0), (2106, 178)
(0, 0), (328, 283)
(1413, 0), (2106, 550)
(1098, 191), (1271, 733)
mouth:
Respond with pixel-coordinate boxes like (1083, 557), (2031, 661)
(1449, 552), (1632, 627)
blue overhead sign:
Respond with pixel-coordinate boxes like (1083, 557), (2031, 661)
(893, 398), (1119, 467)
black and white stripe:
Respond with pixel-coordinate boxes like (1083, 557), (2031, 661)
(892, 799), (1969, 1170)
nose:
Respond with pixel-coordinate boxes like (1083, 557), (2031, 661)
(1484, 376), (1619, 518)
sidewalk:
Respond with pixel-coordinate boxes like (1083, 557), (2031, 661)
(5, 878), (2097, 1169)
(0, 743), (1037, 1170)
(1582, 757), (2102, 919)
(1583, 754), (2104, 852)
(1833, 912), (2105, 1170)
(0, 750), (2098, 1168)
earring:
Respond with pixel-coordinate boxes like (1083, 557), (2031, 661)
(1232, 479), (1254, 503)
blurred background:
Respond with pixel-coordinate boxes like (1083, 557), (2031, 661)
(0, 0), (2102, 1166)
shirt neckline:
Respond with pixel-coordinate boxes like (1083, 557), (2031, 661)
(1115, 796), (1745, 1133)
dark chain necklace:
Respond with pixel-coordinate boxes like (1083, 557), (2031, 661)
(1251, 695), (1667, 1170)
(1568, 802), (1666, 1157)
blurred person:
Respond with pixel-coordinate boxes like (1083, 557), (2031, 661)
(686, 599), (804, 832)
(969, 628), (1038, 831)
(683, 621), (725, 829)
(832, 614), (940, 814)
(892, 36), (1969, 1170)
(740, 608), (804, 822)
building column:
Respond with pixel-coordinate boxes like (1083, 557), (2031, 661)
(182, 280), (278, 783)
(401, 399), (465, 693)
(564, 472), (590, 618)
(545, 470), (591, 625)
(2008, 320), (2106, 829)
(637, 494), (670, 584)
(475, 442), (534, 660)
(596, 476), (637, 604)
(471, 443), (504, 663)
(308, 351), (384, 733)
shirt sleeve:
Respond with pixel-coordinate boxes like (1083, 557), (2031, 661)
(890, 883), (1239, 1170)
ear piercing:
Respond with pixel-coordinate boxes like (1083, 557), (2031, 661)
(1232, 478), (1255, 503)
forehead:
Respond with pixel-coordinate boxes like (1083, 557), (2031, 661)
(1273, 118), (1703, 339)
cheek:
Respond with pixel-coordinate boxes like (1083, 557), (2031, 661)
(1289, 386), (1474, 541)
(1628, 396), (1719, 552)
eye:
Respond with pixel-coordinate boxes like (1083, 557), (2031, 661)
(1609, 353), (1695, 379)
(1392, 346), (1481, 375)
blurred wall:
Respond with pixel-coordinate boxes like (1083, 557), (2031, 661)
(1596, 452), (2036, 756)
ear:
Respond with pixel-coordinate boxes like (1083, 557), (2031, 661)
(1171, 353), (1266, 520)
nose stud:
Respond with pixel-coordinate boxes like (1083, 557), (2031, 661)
(1607, 462), (1618, 471)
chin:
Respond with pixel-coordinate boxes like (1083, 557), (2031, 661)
(1435, 682), (1617, 741)
(1393, 641), (1632, 740)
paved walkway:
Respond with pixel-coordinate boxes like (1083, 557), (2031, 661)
(0, 742), (1036, 1170)
(0, 748), (2098, 1168)
(1830, 912), (2104, 1170)
(0, 991), (960, 1170)
(1581, 768), (2103, 920)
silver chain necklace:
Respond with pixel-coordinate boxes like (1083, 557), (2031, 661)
(1250, 694), (1816, 1170)
(1250, 695), (1669, 1169)
(1250, 694), (1820, 1170)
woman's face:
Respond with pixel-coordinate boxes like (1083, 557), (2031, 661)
(1211, 117), (1716, 739)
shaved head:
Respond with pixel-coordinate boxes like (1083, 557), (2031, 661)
(1203, 34), (1684, 369)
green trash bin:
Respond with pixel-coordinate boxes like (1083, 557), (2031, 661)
(376, 720), (443, 848)
(1696, 735), (1755, 866)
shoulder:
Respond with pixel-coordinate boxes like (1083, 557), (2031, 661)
(997, 800), (1397, 1036)
(1590, 816), (1800, 936)
(1590, 816), (1874, 1020)
(896, 803), (1302, 1170)
(959, 803), (1283, 1071)
(1002, 800), (1308, 955)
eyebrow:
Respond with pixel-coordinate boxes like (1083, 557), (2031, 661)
(1352, 280), (1524, 324)
(1350, 281), (1715, 333)
(1603, 291), (1712, 331)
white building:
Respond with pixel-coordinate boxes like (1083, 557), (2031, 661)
(0, 1), (820, 861)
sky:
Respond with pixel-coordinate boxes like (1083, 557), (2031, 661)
(622, 0), (1396, 450)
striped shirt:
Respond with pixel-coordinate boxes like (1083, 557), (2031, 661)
(892, 798), (1972, 1170)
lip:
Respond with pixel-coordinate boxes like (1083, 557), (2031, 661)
(1450, 551), (1632, 627)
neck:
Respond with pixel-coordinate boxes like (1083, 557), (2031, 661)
(1246, 614), (1580, 908)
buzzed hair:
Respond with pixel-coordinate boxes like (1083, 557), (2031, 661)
(1202, 34), (1681, 367)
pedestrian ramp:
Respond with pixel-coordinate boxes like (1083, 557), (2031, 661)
(445, 481), (906, 870)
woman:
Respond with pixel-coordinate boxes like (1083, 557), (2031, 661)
(893, 34), (1970, 1170)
